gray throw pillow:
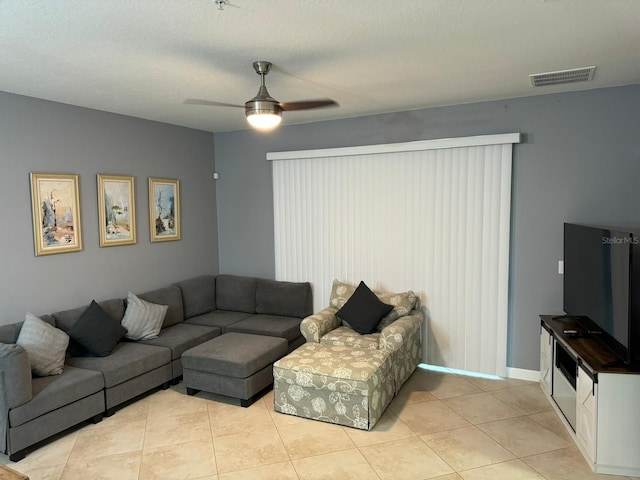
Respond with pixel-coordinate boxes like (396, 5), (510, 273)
(121, 291), (168, 341)
(16, 313), (69, 376)
(0, 343), (32, 408)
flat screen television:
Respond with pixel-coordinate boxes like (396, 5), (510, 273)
(563, 223), (640, 366)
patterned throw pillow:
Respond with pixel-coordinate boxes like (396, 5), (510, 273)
(121, 291), (168, 341)
(16, 313), (69, 376)
(376, 290), (418, 330)
(329, 280), (357, 309)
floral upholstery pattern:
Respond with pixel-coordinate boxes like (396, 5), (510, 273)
(301, 286), (423, 394)
(329, 280), (357, 309)
(375, 290), (418, 330)
(273, 343), (394, 430)
(288, 282), (423, 429)
(300, 307), (340, 343)
(380, 311), (423, 391)
(320, 326), (380, 350)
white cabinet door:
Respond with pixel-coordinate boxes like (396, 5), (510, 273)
(540, 327), (553, 396)
(576, 365), (597, 463)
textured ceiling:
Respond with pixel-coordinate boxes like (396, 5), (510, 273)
(1, 0), (639, 132)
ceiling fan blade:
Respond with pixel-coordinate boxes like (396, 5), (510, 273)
(280, 99), (339, 111)
(184, 99), (243, 108)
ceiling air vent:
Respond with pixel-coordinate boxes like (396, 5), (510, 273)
(529, 66), (596, 87)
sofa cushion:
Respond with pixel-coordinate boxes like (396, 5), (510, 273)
(215, 275), (257, 313)
(8, 365), (104, 428)
(140, 323), (221, 361)
(52, 299), (125, 332)
(336, 281), (393, 335)
(66, 342), (170, 388)
(320, 326), (381, 350)
(376, 290), (418, 330)
(225, 314), (303, 343)
(17, 313), (69, 376)
(255, 279), (313, 318)
(184, 310), (253, 332)
(122, 292), (167, 341)
(0, 343), (32, 409)
(329, 279), (357, 309)
(0, 323), (23, 344)
(174, 276), (216, 319)
(138, 285), (184, 328)
(67, 300), (127, 356)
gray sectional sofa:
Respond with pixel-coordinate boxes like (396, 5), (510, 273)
(0, 274), (312, 462)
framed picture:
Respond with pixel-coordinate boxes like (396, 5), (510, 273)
(149, 177), (180, 242)
(29, 172), (83, 256)
(97, 174), (136, 247)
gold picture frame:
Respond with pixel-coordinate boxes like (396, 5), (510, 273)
(149, 177), (180, 242)
(97, 174), (136, 247)
(29, 172), (83, 256)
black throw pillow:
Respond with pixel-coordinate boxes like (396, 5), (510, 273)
(67, 300), (127, 357)
(336, 281), (393, 334)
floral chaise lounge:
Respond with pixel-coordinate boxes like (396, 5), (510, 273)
(273, 280), (423, 429)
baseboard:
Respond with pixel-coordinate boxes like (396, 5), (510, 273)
(506, 367), (540, 382)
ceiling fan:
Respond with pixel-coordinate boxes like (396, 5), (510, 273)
(186, 61), (339, 130)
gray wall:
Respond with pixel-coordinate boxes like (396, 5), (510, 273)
(214, 84), (640, 371)
(0, 91), (218, 324)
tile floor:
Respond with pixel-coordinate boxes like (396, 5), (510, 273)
(2, 365), (639, 480)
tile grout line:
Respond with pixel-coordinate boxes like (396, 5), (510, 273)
(136, 399), (152, 480)
(205, 400), (220, 479)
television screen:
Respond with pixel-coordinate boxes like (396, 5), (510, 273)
(563, 223), (631, 352)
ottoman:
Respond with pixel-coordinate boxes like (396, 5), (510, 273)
(273, 343), (394, 430)
(182, 332), (288, 407)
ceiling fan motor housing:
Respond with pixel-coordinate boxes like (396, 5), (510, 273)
(245, 86), (282, 116)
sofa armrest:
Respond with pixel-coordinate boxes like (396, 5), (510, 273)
(300, 307), (340, 343)
(0, 369), (7, 454)
(0, 343), (33, 454)
(379, 310), (423, 353)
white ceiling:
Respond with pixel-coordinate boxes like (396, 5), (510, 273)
(1, 0), (639, 132)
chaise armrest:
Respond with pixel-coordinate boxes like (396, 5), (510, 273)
(379, 310), (423, 353)
(300, 307), (340, 343)
(379, 309), (424, 394)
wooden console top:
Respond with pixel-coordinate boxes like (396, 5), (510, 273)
(540, 315), (640, 374)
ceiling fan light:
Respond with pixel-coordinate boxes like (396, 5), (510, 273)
(246, 110), (282, 130)
(245, 96), (282, 130)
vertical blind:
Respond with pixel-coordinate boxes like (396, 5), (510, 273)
(268, 134), (520, 376)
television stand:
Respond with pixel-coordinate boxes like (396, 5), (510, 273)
(540, 315), (640, 476)
(601, 359), (625, 369)
(551, 314), (583, 321)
